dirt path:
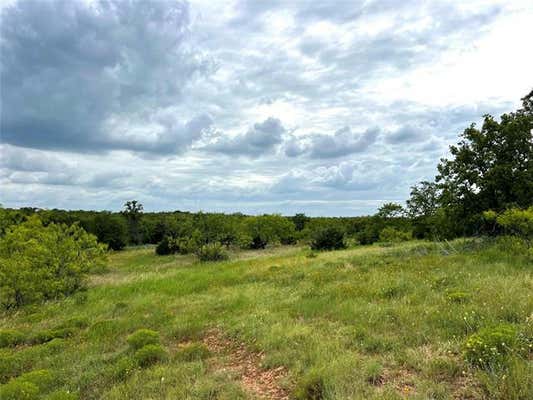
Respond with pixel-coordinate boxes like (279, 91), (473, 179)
(202, 330), (290, 400)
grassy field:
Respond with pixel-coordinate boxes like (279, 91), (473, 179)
(1, 241), (532, 399)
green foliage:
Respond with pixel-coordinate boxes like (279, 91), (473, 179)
(378, 227), (412, 243)
(17, 369), (55, 392)
(44, 390), (78, 400)
(0, 329), (25, 348)
(127, 329), (160, 350)
(155, 236), (174, 255)
(0, 380), (39, 400)
(195, 242), (228, 262)
(376, 202), (405, 218)
(0, 216), (106, 309)
(133, 344), (167, 367)
(464, 325), (518, 368)
(496, 207), (533, 240)
(93, 213), (128, 250)
(241, 215), (296, 249)
(30, 328), (75, 345)
(364, 362), (383, 385)
(122, 200), (144, 245)
(310, 226), (346, 251)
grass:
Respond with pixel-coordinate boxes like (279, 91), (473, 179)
(0, 240), (531, 399)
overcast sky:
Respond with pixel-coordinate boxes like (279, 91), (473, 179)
(1, 0), (532, 216)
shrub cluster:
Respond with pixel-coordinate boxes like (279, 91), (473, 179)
(195, 243), (228, 262)
(0, 216), (106, 309)
(310, 226), (346, 251)
(126, 329), (167, 368)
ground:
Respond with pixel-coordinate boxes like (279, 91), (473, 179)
(1, 241), (532, 399)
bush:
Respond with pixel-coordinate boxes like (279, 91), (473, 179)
(464, 325), (518, 368)
(17, 369), (55, 392)
(195, 242), (228, 262)
(134, 344), (167, 367)
(0, 380), (39, 400)
(126, 329), (160, 350)
(0, 329), (25, 348)
(378, 227), (412, 243)
(496, 207), (533, 241)
(155, 236), (174, 255)
(310, 226), (346, 251)
(0, 216), (106, 309)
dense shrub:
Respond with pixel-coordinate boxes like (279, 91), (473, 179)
(93, 213), (128, 250)
(0, 380), (39, 400)
(310, 226), (346, 251)
(464, 325), (518, 368)
(17, 369), (55, 392)
(195, 243), (229, 262)
(496, 207), (533, 242)
(0, 329), (25, 348)
(0, 216), (106, 309)
(378, 227), (412, 243)
(127, 329), (160, 350)
(134, 344), (167, 367)
(155, 236), (174, 255)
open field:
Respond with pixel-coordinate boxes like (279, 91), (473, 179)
(1, 241), (532, 399)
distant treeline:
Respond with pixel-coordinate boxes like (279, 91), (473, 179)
(0, 205), (413, 251)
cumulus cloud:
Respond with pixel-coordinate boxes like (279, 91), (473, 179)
(203, 117), (285, 156)
(0, 0), (213, 155)
(284, 127), (379, 158)
(1, 0), (531, 215)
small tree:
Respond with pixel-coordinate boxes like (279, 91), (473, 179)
(310, 225), (346, 251)
(0, 216), (106, 309)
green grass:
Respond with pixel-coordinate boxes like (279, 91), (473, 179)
(1, 241), (531, 399)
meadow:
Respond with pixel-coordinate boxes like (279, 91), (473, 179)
(1, 240), (531, 399)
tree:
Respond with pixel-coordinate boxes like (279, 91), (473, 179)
(94, 212), (128, 250)
(122, 200), (144, 245)
(406, 181), (440, 219)
(0, 216), (106, 309)
(291, 213), (310, 231)
(434, 93), (533, 234)
(376, 202), (405, 219)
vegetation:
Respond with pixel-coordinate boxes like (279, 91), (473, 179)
(0, 240), (530, 399)
(0, 216), (106, 309)
(0, 92), (531, 398)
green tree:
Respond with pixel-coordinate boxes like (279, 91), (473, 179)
(94, 212), (128, 250)
(0, 216), (106, 309)
(376, 202), (405, 219)
(122, 200), (144, 245)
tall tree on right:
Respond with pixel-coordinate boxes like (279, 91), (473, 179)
(434, 91), (533, 235)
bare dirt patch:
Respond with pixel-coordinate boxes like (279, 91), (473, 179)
(202, 329), (290, 400)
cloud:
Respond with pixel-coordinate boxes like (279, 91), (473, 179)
(1, 0), (531, 215)
(1, 0), (213, 155)
(385, 125), (426, 144)
(284, 127), (379, 158)
(203, 117), (285, 156)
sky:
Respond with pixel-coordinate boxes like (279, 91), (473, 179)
(1, 0), (532, 216)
